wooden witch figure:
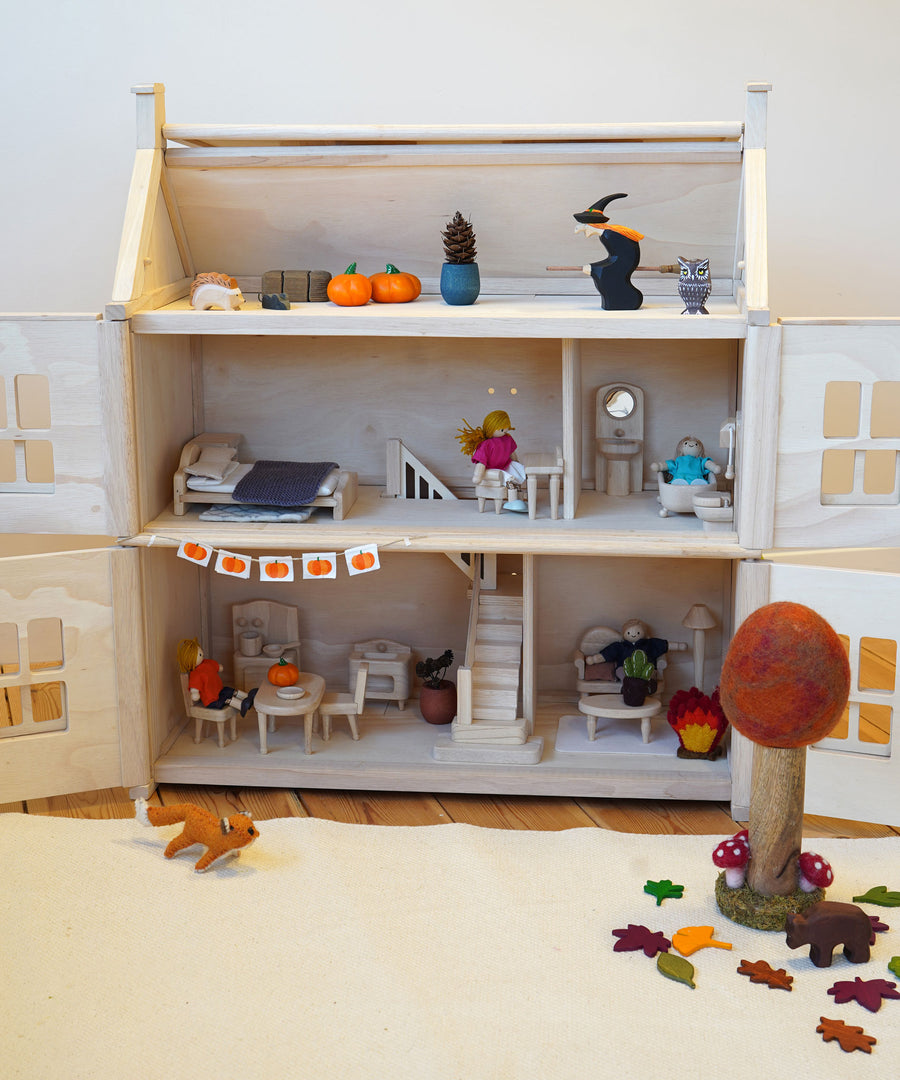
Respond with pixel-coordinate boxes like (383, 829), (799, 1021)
(574, 192), (644, 310)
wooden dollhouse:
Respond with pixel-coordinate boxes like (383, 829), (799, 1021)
(2, 82), (898, 826)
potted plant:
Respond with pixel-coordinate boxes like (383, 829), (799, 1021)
(621, 648), (655, 707)
(440, 212), (479, 305)
(415, 649), (456, 724)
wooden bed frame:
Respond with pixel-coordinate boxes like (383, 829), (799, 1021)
(172, 433), (357, 520)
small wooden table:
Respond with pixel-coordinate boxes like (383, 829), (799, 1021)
(577, 694), (662, 744)
(253, 673), (325, 755)
(520, 448), (563, 520)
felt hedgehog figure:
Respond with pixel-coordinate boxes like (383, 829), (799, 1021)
(135, 798), (258, 872)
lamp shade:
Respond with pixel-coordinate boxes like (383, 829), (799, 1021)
(682, 604), (717, 631)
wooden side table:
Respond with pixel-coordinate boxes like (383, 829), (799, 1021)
(577, 694), (662, 744)
(520, 447), (563, 520)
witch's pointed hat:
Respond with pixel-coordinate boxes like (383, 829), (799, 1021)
(573, 192), (629, 225)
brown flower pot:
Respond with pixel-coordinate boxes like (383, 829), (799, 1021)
(419, 680), (457, 725)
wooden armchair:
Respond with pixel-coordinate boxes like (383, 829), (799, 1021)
(317, 662), (369, 743)
(179, 671), (238, 748)
(574, 626), (669, 697)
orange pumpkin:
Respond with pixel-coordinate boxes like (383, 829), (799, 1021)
(351, 551), (376, 570)
(268, 657), (300, 686)
(265, 560), (289, 579)
(307, 557), (333, 576)
(222, 555), (246, 574)
(369, 264), (421, 304)
(326, 262), (372, 307)
(184, 542), (207, 561)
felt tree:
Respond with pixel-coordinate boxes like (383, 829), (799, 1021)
(719, 602), (850, 899)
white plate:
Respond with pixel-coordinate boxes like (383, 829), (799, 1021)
(275, 685), (306, 700)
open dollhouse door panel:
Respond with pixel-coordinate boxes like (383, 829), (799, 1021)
(0, 315), (136, 537)
(766, 560), (900, 827)
(0, 545), (149, 803)
(773, 319), (900, 549)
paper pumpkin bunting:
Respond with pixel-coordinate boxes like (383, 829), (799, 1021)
(345, 545), (380, 575)
(177, 540), (213, 567)
(215, 550), (252, 578)
(303, 553), (337, 580)
(260, 556), (294, 582)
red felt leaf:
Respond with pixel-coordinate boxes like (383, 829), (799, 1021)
(612, 924), (671, 957)
(827, 977), (900, 1013)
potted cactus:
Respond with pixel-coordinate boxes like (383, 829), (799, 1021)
(621, 648), (655, 707)
(440, 211), (480, 305)
(415, 649), (457, 724)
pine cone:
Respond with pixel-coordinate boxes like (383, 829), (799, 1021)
(442, 211), (477, 264)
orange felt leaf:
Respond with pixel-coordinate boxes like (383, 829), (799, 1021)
(816, 1017), (876, 1054)
(672, 926), (733, 957)
(737, 958), (794, 991)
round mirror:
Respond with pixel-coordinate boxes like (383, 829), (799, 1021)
(604, 388), (635, 418)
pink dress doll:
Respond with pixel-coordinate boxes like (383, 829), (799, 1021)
(456, 410), (527, 510)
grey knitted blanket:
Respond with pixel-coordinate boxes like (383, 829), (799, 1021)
(232, 460), (339, 507)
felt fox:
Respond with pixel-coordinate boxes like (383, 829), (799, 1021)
(135, 798), (259, 872)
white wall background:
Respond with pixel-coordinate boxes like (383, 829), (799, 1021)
(1, 0), (897, 318)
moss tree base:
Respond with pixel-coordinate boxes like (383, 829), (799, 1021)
(714, 872), (825, 930)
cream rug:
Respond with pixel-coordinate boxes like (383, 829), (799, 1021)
(2, 814), (899, 1079)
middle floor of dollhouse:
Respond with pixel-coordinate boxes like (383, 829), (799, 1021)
(134, 331), (758, 556)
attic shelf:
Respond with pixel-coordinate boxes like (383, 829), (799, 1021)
(130, 294), (748, 339)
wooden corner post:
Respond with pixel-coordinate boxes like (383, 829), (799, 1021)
(131, 83), (166, 150)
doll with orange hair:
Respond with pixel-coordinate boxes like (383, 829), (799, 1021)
(456, 410), (527, 511)
(177, 638), (257, 716)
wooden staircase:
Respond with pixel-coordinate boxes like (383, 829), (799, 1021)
(433, 557), (543, 764)
(450, 593), (528, 744)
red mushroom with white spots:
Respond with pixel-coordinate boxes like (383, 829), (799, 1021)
(713, 833), (751, 889)
(797, 852), (833, 893)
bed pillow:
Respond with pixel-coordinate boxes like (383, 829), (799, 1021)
(317, 468), (341, 496)
(184, 446), (238, 480)
(583, 661), (617, 682)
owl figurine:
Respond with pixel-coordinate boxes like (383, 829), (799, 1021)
(677, 256), (711, 315)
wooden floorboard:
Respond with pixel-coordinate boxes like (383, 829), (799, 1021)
(2, 785), (898, 839)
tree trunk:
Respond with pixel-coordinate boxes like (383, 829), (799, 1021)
(748, 744), (806, 896)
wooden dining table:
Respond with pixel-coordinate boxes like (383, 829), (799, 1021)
(252, 672), (326, 755)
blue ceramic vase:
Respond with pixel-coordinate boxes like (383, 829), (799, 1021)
(440, 262), (480, 305)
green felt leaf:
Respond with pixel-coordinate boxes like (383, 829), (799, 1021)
(889, 957), (900, 979)
(644, 878), (685, 906)
(852, 886), (900, 908)
(657, 952), (695, 988)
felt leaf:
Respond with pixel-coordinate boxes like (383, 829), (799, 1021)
(737, 959), (793, 990)
(869, 915), (890, 935)
(852, 885), (900, 908)
(657, 952), (695, 988)
(816, 1016), (876, 1053)
(672, 926), (733, 957)
(612, 924), (671, 957)
(643, 878), (685, 906)
(889, 957), (900, 979)
(827, 977), (900, 1013)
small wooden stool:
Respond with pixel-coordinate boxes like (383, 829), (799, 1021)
(577, 693), (662, 743)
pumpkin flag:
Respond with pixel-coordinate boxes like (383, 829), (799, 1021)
(215, 549), (252, 578)
(259, 555), (295, 582)
(302, 553), (337, 580)
(345, 545), (380, 576)
(177, 539), (213, 567)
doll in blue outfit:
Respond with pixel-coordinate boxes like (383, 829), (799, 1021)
(651, 435), (722, 485)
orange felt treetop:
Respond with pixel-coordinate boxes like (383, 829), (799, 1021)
(718, 601), (850, 748)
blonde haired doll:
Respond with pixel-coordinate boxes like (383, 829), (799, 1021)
(177, 638), (257, 716)
(456, 410), (527, 510)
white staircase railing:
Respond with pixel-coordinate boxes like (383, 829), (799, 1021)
(385, 438), (497, 589)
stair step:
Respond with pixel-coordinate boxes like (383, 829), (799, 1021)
(472, 663), (520, 687)
(475, 622), (523, 644)
(473, 643), (521, 663)
(478, 597), (523, 620)
(470, 704), (518, 722)
(450, 717), (528, 742)
(433, 734), (544, 764)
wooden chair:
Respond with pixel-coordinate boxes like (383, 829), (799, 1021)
(317, 662), (369, 743)
(179, 671), (238, 748)
(573, 626), (669, 697)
